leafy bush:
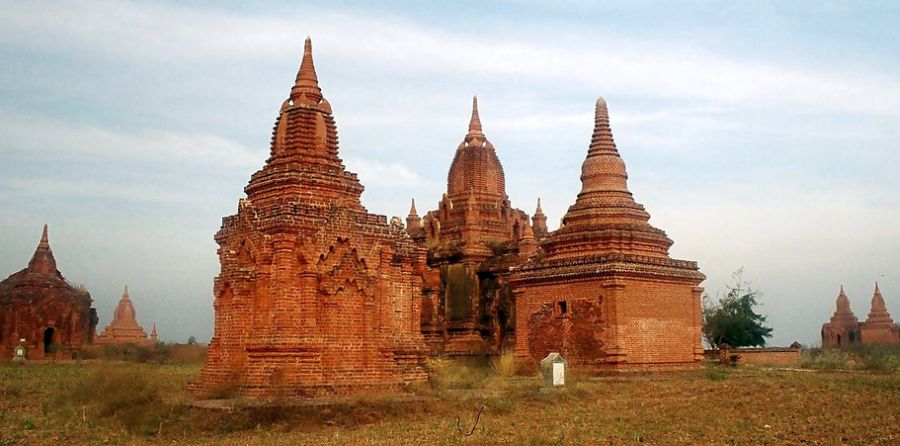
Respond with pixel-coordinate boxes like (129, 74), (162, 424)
(491, 349), (518, 377)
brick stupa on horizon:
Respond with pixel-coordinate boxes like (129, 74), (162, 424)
(822, 283), (900, 346)
(510, 98), (706, 371)
(0, 225), (98, 359)
(95, 286), (155, 345)
(194, 38), (428, 398)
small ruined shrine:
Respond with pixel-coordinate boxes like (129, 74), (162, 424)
(412, 97), (538, 354)
(510, 99), (706, 371)
(822, 284), (899, 346)
(195, 38), (428, 397)
(95, 286), (156, 345)
(0, 225), (98, 359)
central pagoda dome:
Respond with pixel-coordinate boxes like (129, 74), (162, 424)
(447, 96), (506, 200)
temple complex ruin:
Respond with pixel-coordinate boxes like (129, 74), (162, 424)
(95, 286), (156, 345)
(822, 284), (900, 346)
(0, 225), (98, 360)
(510, 99), (706, 371)
(195, 38), (428, 397)
(197, 38), (708, 395)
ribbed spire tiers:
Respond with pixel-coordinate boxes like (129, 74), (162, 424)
(532, 198), (548, 238)
(829, 285), (859, 326)
(290, 37), (322, 104)
(27, 224), (59, 276)
(447, 96), (506, 200)
(245, 37), (364, 210)
(541, 98), (673, 260)
(536, 198), (543, 214)
(865, 282), (895, 326)
(408, 198), (418, 217)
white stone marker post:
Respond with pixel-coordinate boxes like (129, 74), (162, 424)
(540, 352), (567, 389)
(12, 338), (27, 364)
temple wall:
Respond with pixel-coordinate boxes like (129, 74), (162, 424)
(514, 275), (701, 371)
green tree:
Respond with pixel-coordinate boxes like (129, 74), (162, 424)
(703, 268), (773, 348)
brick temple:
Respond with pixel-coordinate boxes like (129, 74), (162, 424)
(195, 38), (428, 397)
(821, 284), (900, 346)
(0, 225), (98, 359)
(198, 38), (708, 394)
(95, 286), (156, 345)
(412, 96), (540, 354)
(510, 99), (706, 371)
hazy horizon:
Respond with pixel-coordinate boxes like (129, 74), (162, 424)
(2, 1), (899, 346)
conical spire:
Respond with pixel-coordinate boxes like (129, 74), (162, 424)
(579, 97), (628, 194)
(113, 285), (137, 322)
(290, 36), (323, 104)
(468, 96), (483, 134)
(541, 98), (674, 260)
(408, 198), (418, 217)
(535, 198), (544, 215)
(835, 285), (852, 313)
(589, 97), (619, 156)
(27, 224), (58, 275)
(865, 282), (894, 325)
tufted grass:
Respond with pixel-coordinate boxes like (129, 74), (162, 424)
(0, 358), (897, 445)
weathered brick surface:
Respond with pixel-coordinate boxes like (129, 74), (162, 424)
(415, 97), (537, 355)
(510, 99), (705, 371)
(821, 284), (900, 346)
(194, 39), (427, 398)
(94, 286), (152, 345)
(0, 225), (98, 360)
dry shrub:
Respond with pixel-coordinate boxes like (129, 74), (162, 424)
(491, 349), (518, 377)
(799, 348), (849, 370)
(854, 345), (900, 373)
(429, 357), (490, 390)
(62, 366), (175, 434)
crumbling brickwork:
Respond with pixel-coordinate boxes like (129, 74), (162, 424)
(194, 39), (427, 397)
(0, 225), (98, 360)
(412, 97), (541, 354)
(511, 99), (705, 372)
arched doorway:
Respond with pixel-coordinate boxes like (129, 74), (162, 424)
(43, 326), (55, 354)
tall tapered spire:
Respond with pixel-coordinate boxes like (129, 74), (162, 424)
(865, 282), (894, 326)
(536, 198), (543, 214)
(468, 96), (483, 134)
(580, 97), (628, 194)
(291, 36), (323, 104)
(589, 97), (619, 156)
(123, 285), (130, 300)
(27, 224), (58, 275)
(541, 98), (673, 260)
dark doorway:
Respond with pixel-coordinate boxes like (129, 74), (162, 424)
(43, 327), (55, 354)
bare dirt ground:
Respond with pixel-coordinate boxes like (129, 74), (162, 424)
(1, 360), (897, 445)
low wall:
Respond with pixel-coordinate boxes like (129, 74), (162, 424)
(705, 347), (801, 366)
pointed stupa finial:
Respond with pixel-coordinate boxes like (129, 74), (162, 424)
(123, 285), (130, 299)
(536, 197), (544, 214)
(39, 224), (49, 247)
(468, 95), (483, 134)
(408, 198), (418, 217)
(291, 36), (322, 103)
(27, 224), (58, 275)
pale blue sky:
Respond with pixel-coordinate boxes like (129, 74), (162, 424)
(1, 1), (898, 345)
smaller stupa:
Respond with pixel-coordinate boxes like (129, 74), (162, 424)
(95, 286), (153, 345)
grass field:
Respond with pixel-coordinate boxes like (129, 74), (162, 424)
(1, 358), (898, 445)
